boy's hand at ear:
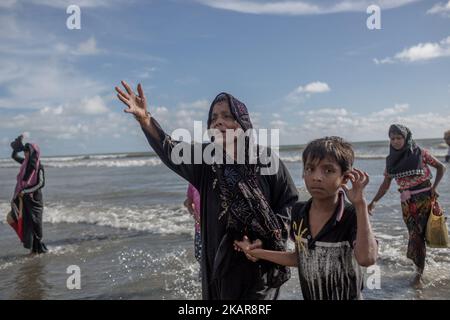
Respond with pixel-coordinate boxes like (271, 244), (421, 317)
(341, 168), (369, 207)
(344, 169), (378, 267)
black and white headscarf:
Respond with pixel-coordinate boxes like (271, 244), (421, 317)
(386, 124), (424, 179)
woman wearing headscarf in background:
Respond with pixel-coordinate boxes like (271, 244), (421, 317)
(115, 81), (299, 300)
(7, 135), (47, 255)
(368, 124), (446, 286)
(444, 130), (450, 163)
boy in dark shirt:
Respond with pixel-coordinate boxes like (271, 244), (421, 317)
(235, 137), (378, 300)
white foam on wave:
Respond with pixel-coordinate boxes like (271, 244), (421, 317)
(280, 153), (401, 163)
(0, 244), (79, 271)
(46, 244), (78, 256)
(87, 154), (129, 160)
(45, 158), (163, 168)
(280, 155), (302, 163)
(0, 261), (14, 271)
(0, 152), (162, 168)
(0, 157), (163, 168)
(43, 202), (194, 235)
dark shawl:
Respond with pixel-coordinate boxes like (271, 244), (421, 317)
(207, 92), (290, 287)
(386, 124), (424, 179)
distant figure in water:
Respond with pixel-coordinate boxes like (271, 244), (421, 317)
(7, 135), (47, 255)
(184, 183), (202, 265)
(444, 130), (450, 163)
(369, 124), (446, 287)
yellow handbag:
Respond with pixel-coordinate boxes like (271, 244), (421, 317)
(426, 199), (449, 248)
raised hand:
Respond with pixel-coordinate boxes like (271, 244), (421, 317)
(11, 135), (25, 152)
(341, 168), (369, 206)
(115, 81), (150, 125)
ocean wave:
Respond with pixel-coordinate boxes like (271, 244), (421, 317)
(1, 142), (448, 168)
(280, 154), (388, 162)
(0, 201), (194, 235)
(0, 157), (163, 168)
(44, 158), (163, 168)
(40, 202), (194, 235)
(280, 150), (448, 162)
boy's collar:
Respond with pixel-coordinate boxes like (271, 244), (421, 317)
(304, 190), (346, 224)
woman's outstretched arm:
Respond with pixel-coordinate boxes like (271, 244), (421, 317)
(115, 81), (203, 188)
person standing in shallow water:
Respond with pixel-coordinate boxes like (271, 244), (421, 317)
(444, 130), (450, 163)
(115, 81), (299, 300)
(7, 135), (47, 255)
(184, 183), (202, 266)
(368, 124), (446, 286)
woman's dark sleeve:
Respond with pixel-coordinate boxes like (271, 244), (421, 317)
(142, 118), (204, 189)
(22, 168), (45, 194)
(11, 151), (24, 164)
(268, 156), (299, 243)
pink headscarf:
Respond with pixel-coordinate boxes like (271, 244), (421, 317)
(14, 143), (40, 199)
(187, 184), (201, 233)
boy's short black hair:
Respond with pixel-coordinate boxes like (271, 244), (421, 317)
(302, 136), (354, 174)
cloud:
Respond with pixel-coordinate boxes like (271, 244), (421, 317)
(286, 81), (330, 104)
(0, 14), (29, 40)
(0, 0), (133, 11)
(0, 97), (213, 156)
(172, 100), (210, 129)
(33, 37), (104, 56)
(299, 108), (348, 117)
(0, 2), (169, 157)
(0, 59), (108, 110)
(196, 0), (419, 16)
(75, 37), (102, 55)
(370, 103), (409, 117)
(28, 0), (131, 9)
(270, 119), (288, 127)
(274, 104), (450, 144)
(78, 96), (109, 115)
(178, 99), (210, 111)
(298, 82), (330, 94)
(375, 36), (450, 64)
(136, 67), (157, 79)
(0, 0), (17, 8)
(175, 76), (200, 86)
(427, 1), (450, 17)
